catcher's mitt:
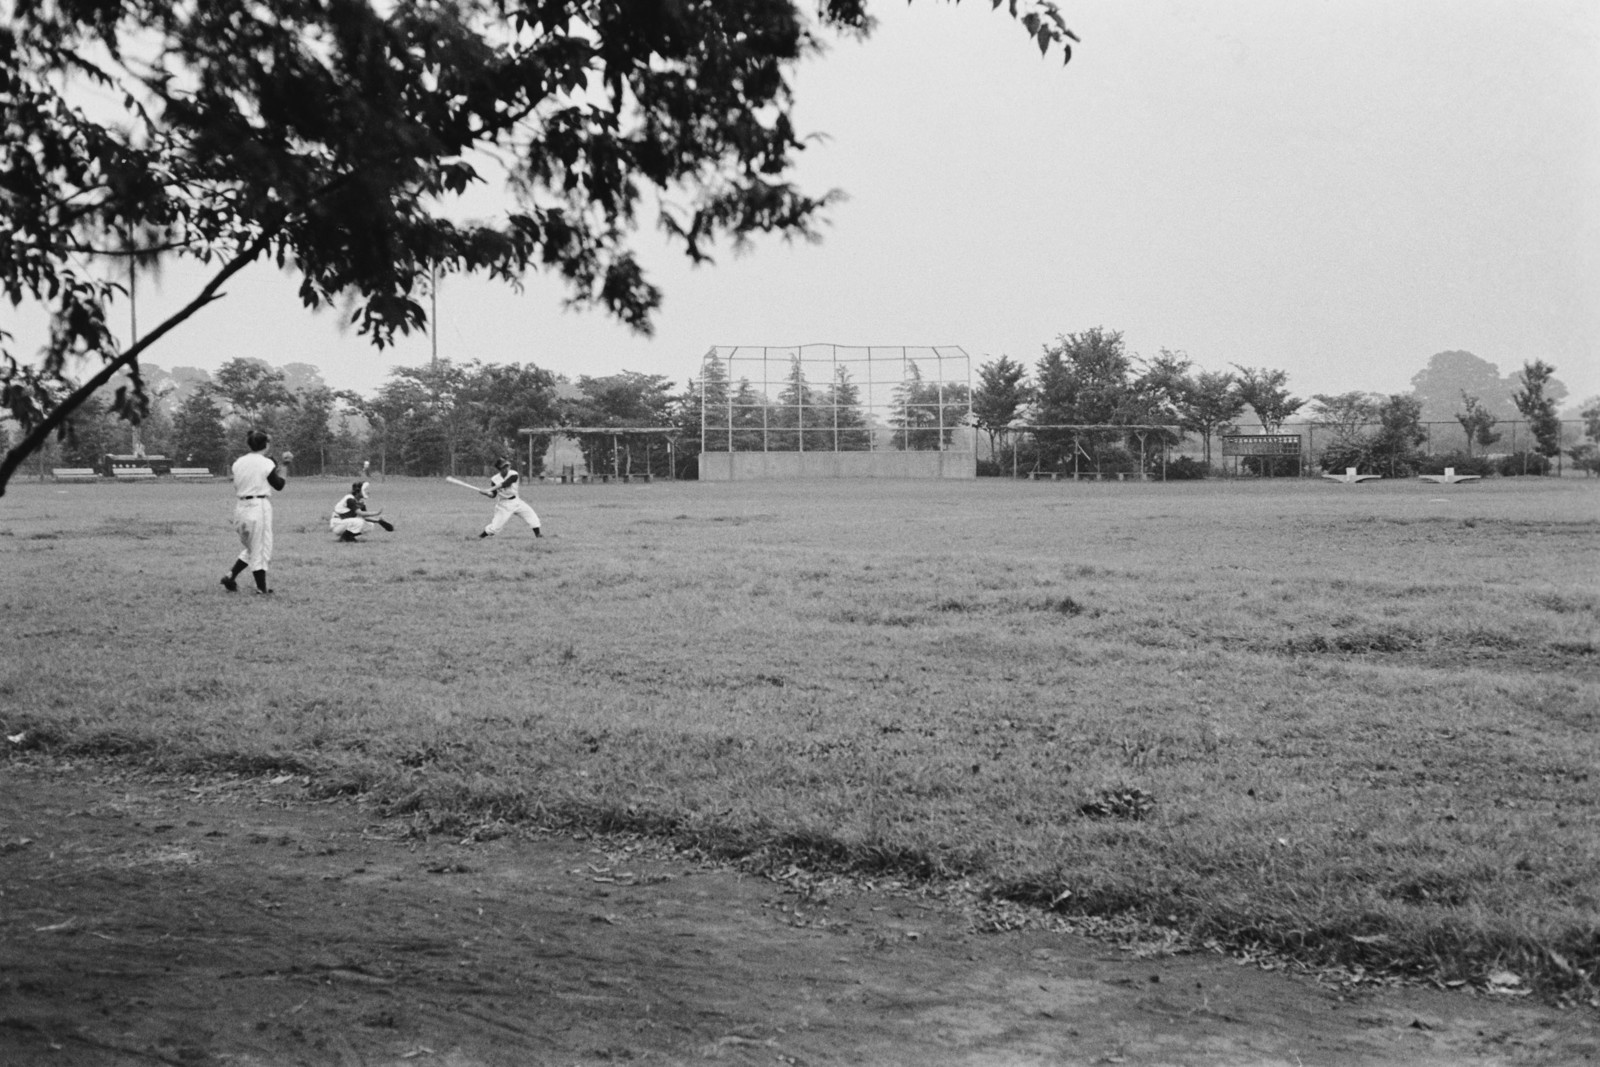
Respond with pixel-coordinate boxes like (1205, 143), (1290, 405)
(279, 450), (295, 462)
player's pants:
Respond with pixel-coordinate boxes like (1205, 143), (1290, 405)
(233, 498), (273, 571)
(485, 497), (540, 535)
(330, 517), (376, 537)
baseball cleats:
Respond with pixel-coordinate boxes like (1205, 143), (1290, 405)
(254, 588), (273, 596)
(220, 576), (239, 593)
(338, 531), (358, 542)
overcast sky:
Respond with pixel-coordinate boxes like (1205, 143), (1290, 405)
(52, 0), (1600, 407)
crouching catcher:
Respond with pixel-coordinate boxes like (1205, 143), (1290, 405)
(330, 481), (394, 541)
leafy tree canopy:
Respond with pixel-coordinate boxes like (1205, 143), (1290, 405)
(1231, 364), (1304, 434)
(1579, 397), (1600, 442)
(1308, 391), (1381, 445)
(0, 0), (1078, 494)
(1455, 392), (1502, 455)
(572, 370), (676, 427)
(1408, 349), (1567, 424)
(208, 357), (296, 422)
(1512, 359), (1564, 459)
(971, 354), (1031, 459)
(1409, 351), (1509, 422)
(1034, 327), (1132, 426)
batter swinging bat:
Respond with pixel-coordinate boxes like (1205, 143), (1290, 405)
(445, 476), (489, 494)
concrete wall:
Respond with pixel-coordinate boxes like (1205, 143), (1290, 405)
(698, 451), (976, 481)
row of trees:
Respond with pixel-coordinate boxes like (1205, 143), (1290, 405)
(970, 335), (1593, 477)
(33, 346), (982, 479)
(12, 339), (1596, 482)
(24, 357), (691, 481)
(0, 0), (1079, 497)
(1305, 359), (1576, 476)
(7, 0), (1586, 488)
(971, 329), (1313, 475)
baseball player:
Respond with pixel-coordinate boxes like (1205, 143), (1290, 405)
(330, 481), (394, 541)
(221, 430), (286, 594)
(478, 456), (542, 539)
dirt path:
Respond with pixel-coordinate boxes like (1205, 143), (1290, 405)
(2, 760), (1595, 1067)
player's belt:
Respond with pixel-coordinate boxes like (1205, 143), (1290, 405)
(239, 494), (267, 499)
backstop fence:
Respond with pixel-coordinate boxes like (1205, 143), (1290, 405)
(698, 345), (975, 480)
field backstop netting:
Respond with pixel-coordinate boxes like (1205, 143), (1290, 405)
(698, 345), (975, 480)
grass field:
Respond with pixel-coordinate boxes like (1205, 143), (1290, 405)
(2, 473), (1597, 1002)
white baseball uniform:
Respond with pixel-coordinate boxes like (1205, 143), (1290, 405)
(484, 466), (541, 536)
(330, 491), (376, 537)
(231, 451), (278, 571)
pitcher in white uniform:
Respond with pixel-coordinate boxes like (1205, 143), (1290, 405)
(478, 457), (542, 539)
(221, 430), (287, 594)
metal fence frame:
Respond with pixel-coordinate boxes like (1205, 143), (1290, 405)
(979, 420), (1596, 476)
(699, 344), (974, 455)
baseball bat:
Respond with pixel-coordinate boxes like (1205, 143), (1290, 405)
(445, 476), (487, 493)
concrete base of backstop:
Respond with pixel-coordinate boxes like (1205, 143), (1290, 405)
(698, 452), (976, 481)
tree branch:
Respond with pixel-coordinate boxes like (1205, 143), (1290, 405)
(0, 228), (278, 498)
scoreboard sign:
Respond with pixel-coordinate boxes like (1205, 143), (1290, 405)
(1221, 434), (1301, 457)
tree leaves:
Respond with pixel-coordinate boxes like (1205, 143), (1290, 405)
(0, 0), (1080, 494)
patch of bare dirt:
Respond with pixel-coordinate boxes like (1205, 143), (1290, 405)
(2, 760), (1596, 1066)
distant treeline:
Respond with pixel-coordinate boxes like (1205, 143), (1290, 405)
(6, 338), (1596, 480)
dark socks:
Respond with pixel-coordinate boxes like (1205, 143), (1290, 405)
(253, 569), (268, 592)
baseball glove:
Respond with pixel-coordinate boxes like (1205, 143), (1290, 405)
(377, 519), (395, 532)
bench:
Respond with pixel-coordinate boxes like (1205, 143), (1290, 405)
(1027, 471), (1061, 481)
(622, 472), (653, 483)
(52, 468), (99, 482)
(170, 467), (214, 480)
(110, 466), (157, 481)
(1418, 467), (1481, 485)
(1322, 466), (1382, 484)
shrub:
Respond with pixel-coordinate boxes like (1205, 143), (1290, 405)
(1496, 451), (1552, 477)
(1566, 443), (1600, 477)
(1367, 393), (1428, 474)
(1094, 446), (1140, 475)
(1317, 442), (1427, 477)
(1317, 442), (1370, 474)
(1161, 456), (1209, 480)
(976, 459), (1004, 478)
(1416, 452), (1494, 478)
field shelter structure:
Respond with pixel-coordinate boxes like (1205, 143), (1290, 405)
(698, 344), (975, 480)
(517, 426), (678, 481)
